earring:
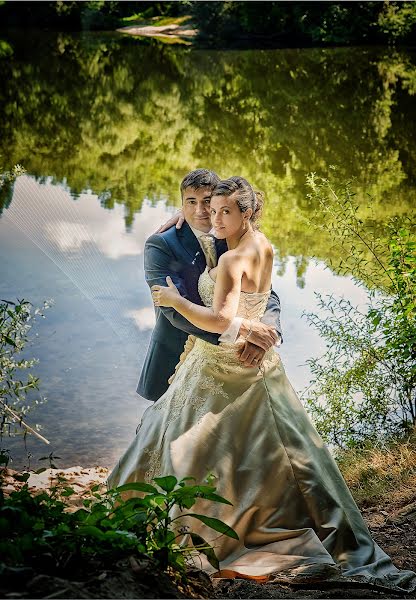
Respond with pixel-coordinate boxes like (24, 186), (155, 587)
(243, 221), (246, 230)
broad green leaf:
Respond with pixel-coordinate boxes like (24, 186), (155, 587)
(189, 532), (219, 570)
(73, 508), (89, 521)
(149, 495), (168, 507)
(114, 481), (158, 494)
(198, 492), (233, 506)
(185, 514), (239, 539)
(177, 496), (196, 509)
(76, 525), (105, 539)
(153, 475), (177, 492)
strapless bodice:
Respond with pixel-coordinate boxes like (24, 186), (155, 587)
(198, 266), (270, 322)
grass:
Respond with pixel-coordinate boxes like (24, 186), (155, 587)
(336, 428), (416, 508)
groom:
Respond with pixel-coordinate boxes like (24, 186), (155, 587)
(137, 168), (282, 403)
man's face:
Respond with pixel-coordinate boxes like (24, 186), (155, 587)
(182, 186), (212, 232)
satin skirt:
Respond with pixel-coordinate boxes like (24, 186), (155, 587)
(107, 338), (416, 592)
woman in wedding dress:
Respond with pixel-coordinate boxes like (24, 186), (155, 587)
(107, 176), (416, 592)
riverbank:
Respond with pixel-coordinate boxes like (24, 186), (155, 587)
(2, 433), (415, 599)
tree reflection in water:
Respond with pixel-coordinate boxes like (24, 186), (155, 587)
(0, 31), (415, 281)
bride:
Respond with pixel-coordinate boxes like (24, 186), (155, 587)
(107, 176), (416, 591)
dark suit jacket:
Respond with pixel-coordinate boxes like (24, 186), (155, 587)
(137, 222), (282, 402)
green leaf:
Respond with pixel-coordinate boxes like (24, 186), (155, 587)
(189, 532), (219, 570)
(199, 492), (233, 506)
(73, 509), (89, 522)
(4, 335), (16, 347)
(176, 495), (196, 509)
(185, 514), (239, 539)
(180, 476), (196, 483)
(76, 525), (105, 539)
(150, 495), (168, 507)
(114, 482), (158, 494)
(153, 475), (177, 492)
(12, 473), (30, 483)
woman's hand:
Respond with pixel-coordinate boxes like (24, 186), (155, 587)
(155, 210), (185, 233)
(151, 276), (181, 308)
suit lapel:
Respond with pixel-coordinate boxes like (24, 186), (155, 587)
(178, 223), (228, 271)
(215, 238), (228, 259)
(177, 222), (206, 272)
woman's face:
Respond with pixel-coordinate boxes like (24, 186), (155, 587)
(210, 192), (245, 239)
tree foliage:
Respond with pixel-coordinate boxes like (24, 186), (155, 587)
(2, 1), (416, 45)
(188, 1), (416, 46)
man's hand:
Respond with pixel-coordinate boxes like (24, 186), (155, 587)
(239, 319), (279, 351)
(236, 342), (267, 367)
(155, 210), (185, 233)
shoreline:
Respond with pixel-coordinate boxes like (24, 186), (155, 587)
(2, 464), (416, 598)
(2, 465), (109, 510)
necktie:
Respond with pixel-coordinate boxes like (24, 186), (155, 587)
(199, 234), (217, 269)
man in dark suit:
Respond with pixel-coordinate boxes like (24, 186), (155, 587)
(137, 169), (282, 403)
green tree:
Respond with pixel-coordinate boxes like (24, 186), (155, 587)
(378, 1), (416, 42)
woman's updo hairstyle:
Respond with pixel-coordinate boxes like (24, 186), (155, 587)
(212, 176), (264, 229)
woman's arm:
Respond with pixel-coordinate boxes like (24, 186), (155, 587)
(145, 234), (220, 344)
(152, 253), (244, 334)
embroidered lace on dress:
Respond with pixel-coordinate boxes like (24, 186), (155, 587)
(165, 267), (277, 385)
(188, 267), (278, 375)
(144, 267), (279, 481)
(198, 266), (270, 319)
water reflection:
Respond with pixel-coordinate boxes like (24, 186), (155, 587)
(0, 31), (415, 273)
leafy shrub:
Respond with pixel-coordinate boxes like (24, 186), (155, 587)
(0, 298), (52, 443)
(303, 170), (415, 448)
(0, 466), (238, 581)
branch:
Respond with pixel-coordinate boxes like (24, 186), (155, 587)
(0, 398), (50, 445)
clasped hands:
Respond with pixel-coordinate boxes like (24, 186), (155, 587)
(151, 277), (278, 368)
(237, 319), (278, 367)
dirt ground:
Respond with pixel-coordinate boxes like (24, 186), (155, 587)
(2, 466), (415, 599)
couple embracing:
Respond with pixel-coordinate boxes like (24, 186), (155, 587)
(108, 169), (416, 590)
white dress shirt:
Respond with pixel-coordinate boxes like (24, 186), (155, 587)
(189, 225), (242, 343)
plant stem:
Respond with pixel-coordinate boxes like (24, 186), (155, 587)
(0, 398), (50, 444)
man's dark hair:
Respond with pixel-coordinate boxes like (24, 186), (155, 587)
(180, 168), (221, 198)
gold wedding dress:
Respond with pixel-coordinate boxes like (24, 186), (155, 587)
(108, 267), (416, 592)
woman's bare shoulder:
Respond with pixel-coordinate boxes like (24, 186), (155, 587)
(217, 248), (244, 266)
(256, 230), (273, 249)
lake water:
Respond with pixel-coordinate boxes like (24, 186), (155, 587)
(0, 31), (414, 469)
